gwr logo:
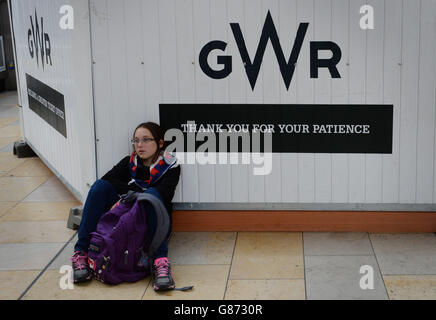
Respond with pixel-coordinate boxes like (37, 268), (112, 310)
(28, 9), (52, 69)
(199, 11), (342, 90)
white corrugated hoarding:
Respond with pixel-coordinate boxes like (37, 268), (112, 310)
(10, 0), (436, 211)
(10, 0), (96, 202)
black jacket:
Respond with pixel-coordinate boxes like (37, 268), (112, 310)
(101, 156), (181, 214)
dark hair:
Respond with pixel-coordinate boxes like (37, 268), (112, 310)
(133, 122), (165, 164)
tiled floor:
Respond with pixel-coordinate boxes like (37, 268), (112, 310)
(1, 91), (436, 300)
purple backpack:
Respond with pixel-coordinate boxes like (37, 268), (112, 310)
(87, 191), (169, 285)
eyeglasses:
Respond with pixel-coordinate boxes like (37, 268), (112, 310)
(131, 137), (155, 145)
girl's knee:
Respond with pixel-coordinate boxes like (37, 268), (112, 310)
(89, 179), (113, 195)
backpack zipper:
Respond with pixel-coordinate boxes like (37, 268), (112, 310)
(103, 256), (110, 270)
(124, 250), (129, 264)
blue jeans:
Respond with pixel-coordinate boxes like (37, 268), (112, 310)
(74, 179), (170, 259)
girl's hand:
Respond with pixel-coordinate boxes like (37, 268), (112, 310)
(110, 200), (121, 210)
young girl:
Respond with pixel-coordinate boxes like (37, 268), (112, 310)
(71, 122), (180, 291)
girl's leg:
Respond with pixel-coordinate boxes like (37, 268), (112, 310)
(74, 179), (120, 252)
(143, 188), (175, 291)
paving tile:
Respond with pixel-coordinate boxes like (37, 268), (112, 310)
(0, 202), (17, 218)
(0, 201), (79, 222)
(370, 233), (436, 275)
(8, 120), (20, 126)
(48, 237), (77, 271)
(303, 232), (373, 256)
(0, 105), (20, 118)
(168, 232), (236, 265)
(0, 125), (21, 138)
(0, 243), (65, 270)
(225, 279), (305, 300)
(305, 255), (388, 300)
(22, 270), (149, 300)
(383, 275), (436, 300)
(229, 232), (304, 280)
(22, 176), (78, 202)
(0, 176), (49, 202)
(0, 221), (76, 243)
(0, 270), (41, 300)
(0, 202), (79, 222)
(143, 265), (229, 300)
(0, 153), (28, 172)
(0, 118), (19, 128)
(0, 92), (19, 105)
(8, 158), (53, 177)
(0, 142), (14, 153)
(0, 137), (18, 150)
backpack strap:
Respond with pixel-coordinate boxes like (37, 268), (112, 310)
(135, 192), (170, 257)
(120, 190), (138, 203)
(173, 286), (194, 291)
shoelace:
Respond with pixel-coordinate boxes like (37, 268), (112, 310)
(71, 252), (87, 270)
(155, 259), (170, 278)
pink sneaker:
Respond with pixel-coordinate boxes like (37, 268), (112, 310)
(152, 257), (175, 291)
(71, 251), (92, 283)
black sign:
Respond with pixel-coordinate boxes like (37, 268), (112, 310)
(159, 104), (393, 154)
(26, 73), (67, 138)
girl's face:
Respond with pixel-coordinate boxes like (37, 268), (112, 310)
(133, 127), (162, 164)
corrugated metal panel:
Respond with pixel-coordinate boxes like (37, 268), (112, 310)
(11, 0), (96, 202)
(382, 0), (402, 204)
(90, 0), (436, 207)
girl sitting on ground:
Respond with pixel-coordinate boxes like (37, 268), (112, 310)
(71, 122), (180, 291)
